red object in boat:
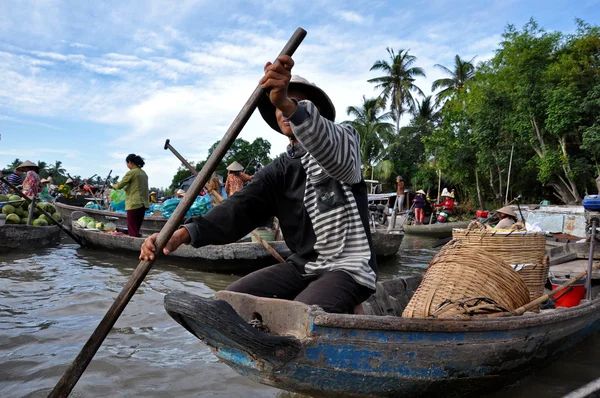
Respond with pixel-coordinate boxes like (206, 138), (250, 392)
(551, 278), (586, 308)
(476, 210), (489, 220)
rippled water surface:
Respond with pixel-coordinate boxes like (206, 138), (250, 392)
(1, 235), (599, 397)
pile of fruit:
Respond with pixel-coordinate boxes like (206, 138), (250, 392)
(76, 216), (116, 232)
(0, 194), (63, 226)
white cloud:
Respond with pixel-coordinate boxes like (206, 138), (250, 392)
(336, 11), (365, 23)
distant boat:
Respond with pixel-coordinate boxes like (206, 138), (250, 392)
(164, 276), (600, 397)
(0, 224), (62, 253)
(403, 221), (471, 238)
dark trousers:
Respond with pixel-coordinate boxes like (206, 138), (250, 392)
(226, 262), (374, 314)
(127, 207), (146, 237)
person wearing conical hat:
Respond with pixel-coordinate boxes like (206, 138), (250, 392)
(224, 161), (252, 197)
(413, 189), (427, 224)
(434, 187), (455, 216)
(493, 205), (518, 229)
(16, 160), (42, 197)
(140, 55), (378, 314)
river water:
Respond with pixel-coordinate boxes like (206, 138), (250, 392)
(1, 235), (599, 397)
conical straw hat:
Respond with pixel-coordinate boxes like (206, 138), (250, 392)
(226, 161), (244, 172)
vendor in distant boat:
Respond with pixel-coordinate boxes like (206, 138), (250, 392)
(16, 160), (42, 197)
(491, 206), (517, 230)
(413, 190), (427, 224)
(0, 167), (23, 194)
(150, 191), (157, 203)
(435, 188), (455, 214)
(113, 154), (149, 237)
(224, 161), (252, 197)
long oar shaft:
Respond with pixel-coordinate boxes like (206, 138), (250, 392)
(48, 27), (307, 398)
(164, 139), (286, 263)
(0, 177), (84, 246)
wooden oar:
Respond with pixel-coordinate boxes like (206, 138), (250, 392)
(48, 27), (307, 398)
(486, 261), (600, 318)
(0, 199), (27, 206)
(164, 139), (286, 263)
(0, 177), (84, 246)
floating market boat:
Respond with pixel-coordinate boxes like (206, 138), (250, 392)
(0, 224), (62, 253)
(165, 276), (600, 398)
(70, 222), (403, 272)
(55, 202), (167, 235)
(55, 195), (95, 207)
(403, 220), (471, 238)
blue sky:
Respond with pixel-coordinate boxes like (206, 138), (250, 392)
(1, 0), (598, 188)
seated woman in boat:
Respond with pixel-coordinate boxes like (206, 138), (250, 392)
(489, 206), (518, 230)
(140, 55), (378, 314)
(113, 154), (149, 237)
(16, 160), (42, 198)
(434, 188), (455, 214)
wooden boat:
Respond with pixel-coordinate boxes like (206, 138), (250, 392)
(403, 221), (471, 238)
(164, 276), (600, 398)
(0, 224), (62, 253)
(55, 202), (167, 235)
(70, 224), (402, 271)
(71, 224), (292, 272)
(55, 195), (94, 207)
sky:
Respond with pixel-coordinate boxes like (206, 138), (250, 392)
(1, 0), (599, 189)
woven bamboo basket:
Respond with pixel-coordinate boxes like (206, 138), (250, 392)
(402, 241), (530, 318)
(452, 222), (548, 301)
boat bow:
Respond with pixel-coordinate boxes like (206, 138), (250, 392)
(164, 291), (303, 369)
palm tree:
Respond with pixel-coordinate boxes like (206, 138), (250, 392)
(431, 55), (476, 106)
(413, 95), (439, 123)
(6, 158), (21, 170)
(368, 48), (425, 134)
(37, 161), (49, 178)
(47, 160), (66, 180)
(344, 96), (395, 179)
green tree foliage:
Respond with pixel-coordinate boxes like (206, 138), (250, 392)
(431, 55), (476, 106)
(343, 96), (394, 179)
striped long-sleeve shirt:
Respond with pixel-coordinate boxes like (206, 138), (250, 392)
(184, 100), (377, 290)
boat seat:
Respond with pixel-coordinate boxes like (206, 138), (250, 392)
(362, 276), (422, 317)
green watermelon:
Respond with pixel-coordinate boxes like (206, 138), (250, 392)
(0, 194), (9, 202)
(6, 213), (20, 224)
(38, 214), (53, 224)
(46, 204), (56, 214)
(33, 218), (48, 227)
(2, 205), (15, 215)
(51, 213), (63, 223)
(8, 195), (20, 202)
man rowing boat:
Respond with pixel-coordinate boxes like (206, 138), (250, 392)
(140, 55), (378, 314)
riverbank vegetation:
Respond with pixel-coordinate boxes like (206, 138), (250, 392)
(356, 18), (600, 207)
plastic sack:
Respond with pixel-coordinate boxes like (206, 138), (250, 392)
(84, 202), (101, 210)
(110, 189), (126, 204)
(188, 195), (212, 217)
(160, 196), (212, 219)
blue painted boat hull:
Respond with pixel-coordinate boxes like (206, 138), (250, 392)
(165, 288), (600, 397)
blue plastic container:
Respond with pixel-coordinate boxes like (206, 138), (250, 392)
(583, 195), (600, 211)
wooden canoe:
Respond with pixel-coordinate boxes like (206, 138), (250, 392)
(55, 202), (167, 235)
(403, 221), (471, 238)
(165, 276), (600, 397)
(0, 224), (62, 253)
(70, 224), (292, 273)
(70, 225), (402, 271)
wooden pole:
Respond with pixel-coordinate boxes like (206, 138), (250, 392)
(0, 177), (85, 246)
(27, 196), (36, 225)
(48, 27), (307, 398)
(505, 145), (514, 205)
(164, 139), (286, 264)
(99, 170), (112, 206)
(487, 261), (600, 318)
